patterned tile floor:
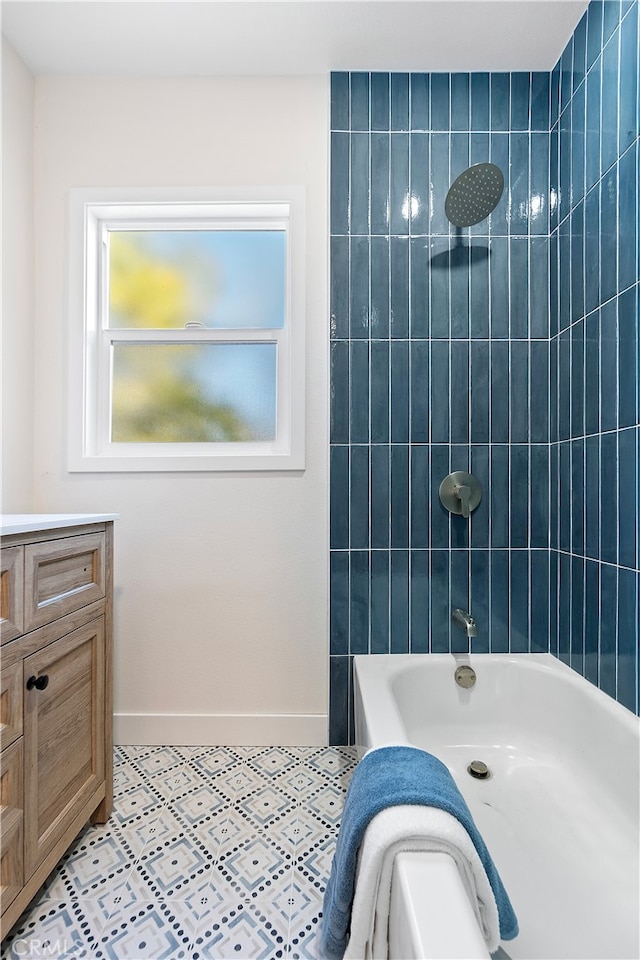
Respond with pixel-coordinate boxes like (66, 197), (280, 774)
(2, 745), (358, 960)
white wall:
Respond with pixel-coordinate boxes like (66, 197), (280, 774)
(30, 75), (329, 744)
(2, 39), (35, 511)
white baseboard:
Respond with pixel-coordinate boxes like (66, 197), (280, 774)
(114, 712), (328, 746)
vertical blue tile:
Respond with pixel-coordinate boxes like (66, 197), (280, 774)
(600, 431), (618, 564)
(530, 444), (550, 548)
(331, 73), (350, 130)
(371, 133), (390, 234)
(430, 550), (449, 652)
(471, 73), (490, 130)
(584, 309), (600, 435)
(390, 339), (409, 442)
(390, 237), (409, 336)
(490, 550), (509, 653)
(490, 444), (510, 548)
(559, 103), (572, 226)
(350, 133), (370, 235)
(490, 340), (509, 443)
(390, 551), (409, 653)
(510, 73), (530, 131)
(490, 74), (510, 131)
(390, 134), (410, 235)
(410, 238), (429, 338)
(451, 132), (471, 185)
(530, 341), (549, 443)
(509, 241), (529, 337)
(430, 446), (450, 549)
(331, 236), (350, 339)
(599, 563), (617, 698)
(549, 548), (559, 656)
(603, 0), (621, 42)
(585, 60), (602, 192)
(559, 330), (571, 440)
(391, 444), (409, 548)
(450, 341), (470, 443)
(489, 238), (509, 336)
(330, 341), (349, 443)
(584, 559), (600, 684)
(571, 439), (585, 555)
(451, 73), (470, 131)
(430, 74), (450, 130)
(584, 186), (600, 315)
(571, 318), (585, 439)
(618, 428), (637, 569)
(559, 440), (571, 552)
(470, 444), (490, 548)
(560, 38), (574, 115)
(410, 74), (429, 130)
(530, 550), (550, 652)
(489, 134), (509, 234)
(450, 250), (470, 339)
(430, 241), (450, 336)
(330, 446), (349, 549)
(510, 551), (529, 652)
(550, 442), (559, 550)
(618, 286), (638, 428)
(618, 144), (638, 294)
(430, 341), (450, 444)
(549, 232), (559, 337)
(469, 244), (490, 337)
(391, 73), (409, 131)
(430, 133), (451, 236)
(550, 64), (561, 129)
(329, 655), (350, 745)
(600, 299), (618, 432)
(371, 72), (390, 131)
(585, 434), (600, 559)
(410, 341), (429, 443)
(350, 236), (370, 338)
(509, 136), (530, 236)
(549, 333), (558, 442)
(330, 132), (350, 235)
(510, 341), (529, 443)
(470, 550), (490, 654)
(451, 445), (470, 550)
(451, 550), (470, 653)
(510, 445), (529, 549)
(558, 551), (571, 664)
(530, 136), (550, 237)
(558, 219), (571, 332)
(370, 236), (389, 338)
(410, 135), (430, 236)
(350, 551), (370, 654)
(571, 83), (586, 208)
(371, 340), (390, 443)
(531, 72), (551, 130)
(350, 340), (370, 444)
(371, 444), (390, 549)
(618, 3), (638, 153)
(587, 2), (604, 70)
(370, 551), (390, 654)
(570, 556), (585, 676)
(470, 342), (490, 443)
(601, 34), (620, 175)
(350, 445), (370, 549)
(330, 552), (349, 655)
(350, 72), (369, 131)
(410, 551), (430, 653)
(410, 445), (429, 547)
(617, 568), (638, 711)
(573, 12), (588, 91)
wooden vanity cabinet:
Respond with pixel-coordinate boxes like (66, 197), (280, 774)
(0, 521), (114, 940)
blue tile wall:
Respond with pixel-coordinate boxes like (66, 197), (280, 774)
(329, 1), (639, 743)
(551, 0), (639, 716)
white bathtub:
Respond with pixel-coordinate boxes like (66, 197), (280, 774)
(353, 653), (640, 960)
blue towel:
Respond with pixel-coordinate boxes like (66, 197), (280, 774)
(320, 746), (518, 960)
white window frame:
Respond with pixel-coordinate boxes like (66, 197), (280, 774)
(68, 187), (305, 472)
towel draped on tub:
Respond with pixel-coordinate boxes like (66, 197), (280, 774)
(320, 745), (518, 960)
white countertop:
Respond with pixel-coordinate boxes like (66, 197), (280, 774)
(1, 514), (119, 536)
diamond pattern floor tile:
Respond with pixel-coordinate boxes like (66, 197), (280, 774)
(2, 745), (357, 960)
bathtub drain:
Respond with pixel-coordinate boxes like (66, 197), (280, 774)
(467, 760), (491, 780)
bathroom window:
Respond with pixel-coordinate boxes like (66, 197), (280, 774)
(68, 188), (305, 471)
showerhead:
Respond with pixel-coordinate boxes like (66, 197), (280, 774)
(444, 162), (504, 227)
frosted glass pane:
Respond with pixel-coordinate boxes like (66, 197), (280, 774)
(111, 343), (276, 442)
(108, 230), (285, 330)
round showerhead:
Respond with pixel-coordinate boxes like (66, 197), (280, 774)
(444, 162), (504, 227)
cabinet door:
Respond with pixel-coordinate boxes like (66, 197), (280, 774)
(23, 618), (105, 876)
(0, 738), (24, 914)
(0, 546), (24, 644)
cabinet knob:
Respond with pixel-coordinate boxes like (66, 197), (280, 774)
(26, 674), (49, 691)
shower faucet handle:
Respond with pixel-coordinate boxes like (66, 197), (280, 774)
(455, 483), (471, 518)
(439, 471), (482, 518)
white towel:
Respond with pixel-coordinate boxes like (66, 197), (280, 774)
(343, 804), (500, 960)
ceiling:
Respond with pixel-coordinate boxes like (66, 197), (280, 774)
(2, 1), (588, 76)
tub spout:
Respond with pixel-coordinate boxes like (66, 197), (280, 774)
(452, 608), (478, 639)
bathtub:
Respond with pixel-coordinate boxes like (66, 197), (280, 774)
(353, 653), (640, 960)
